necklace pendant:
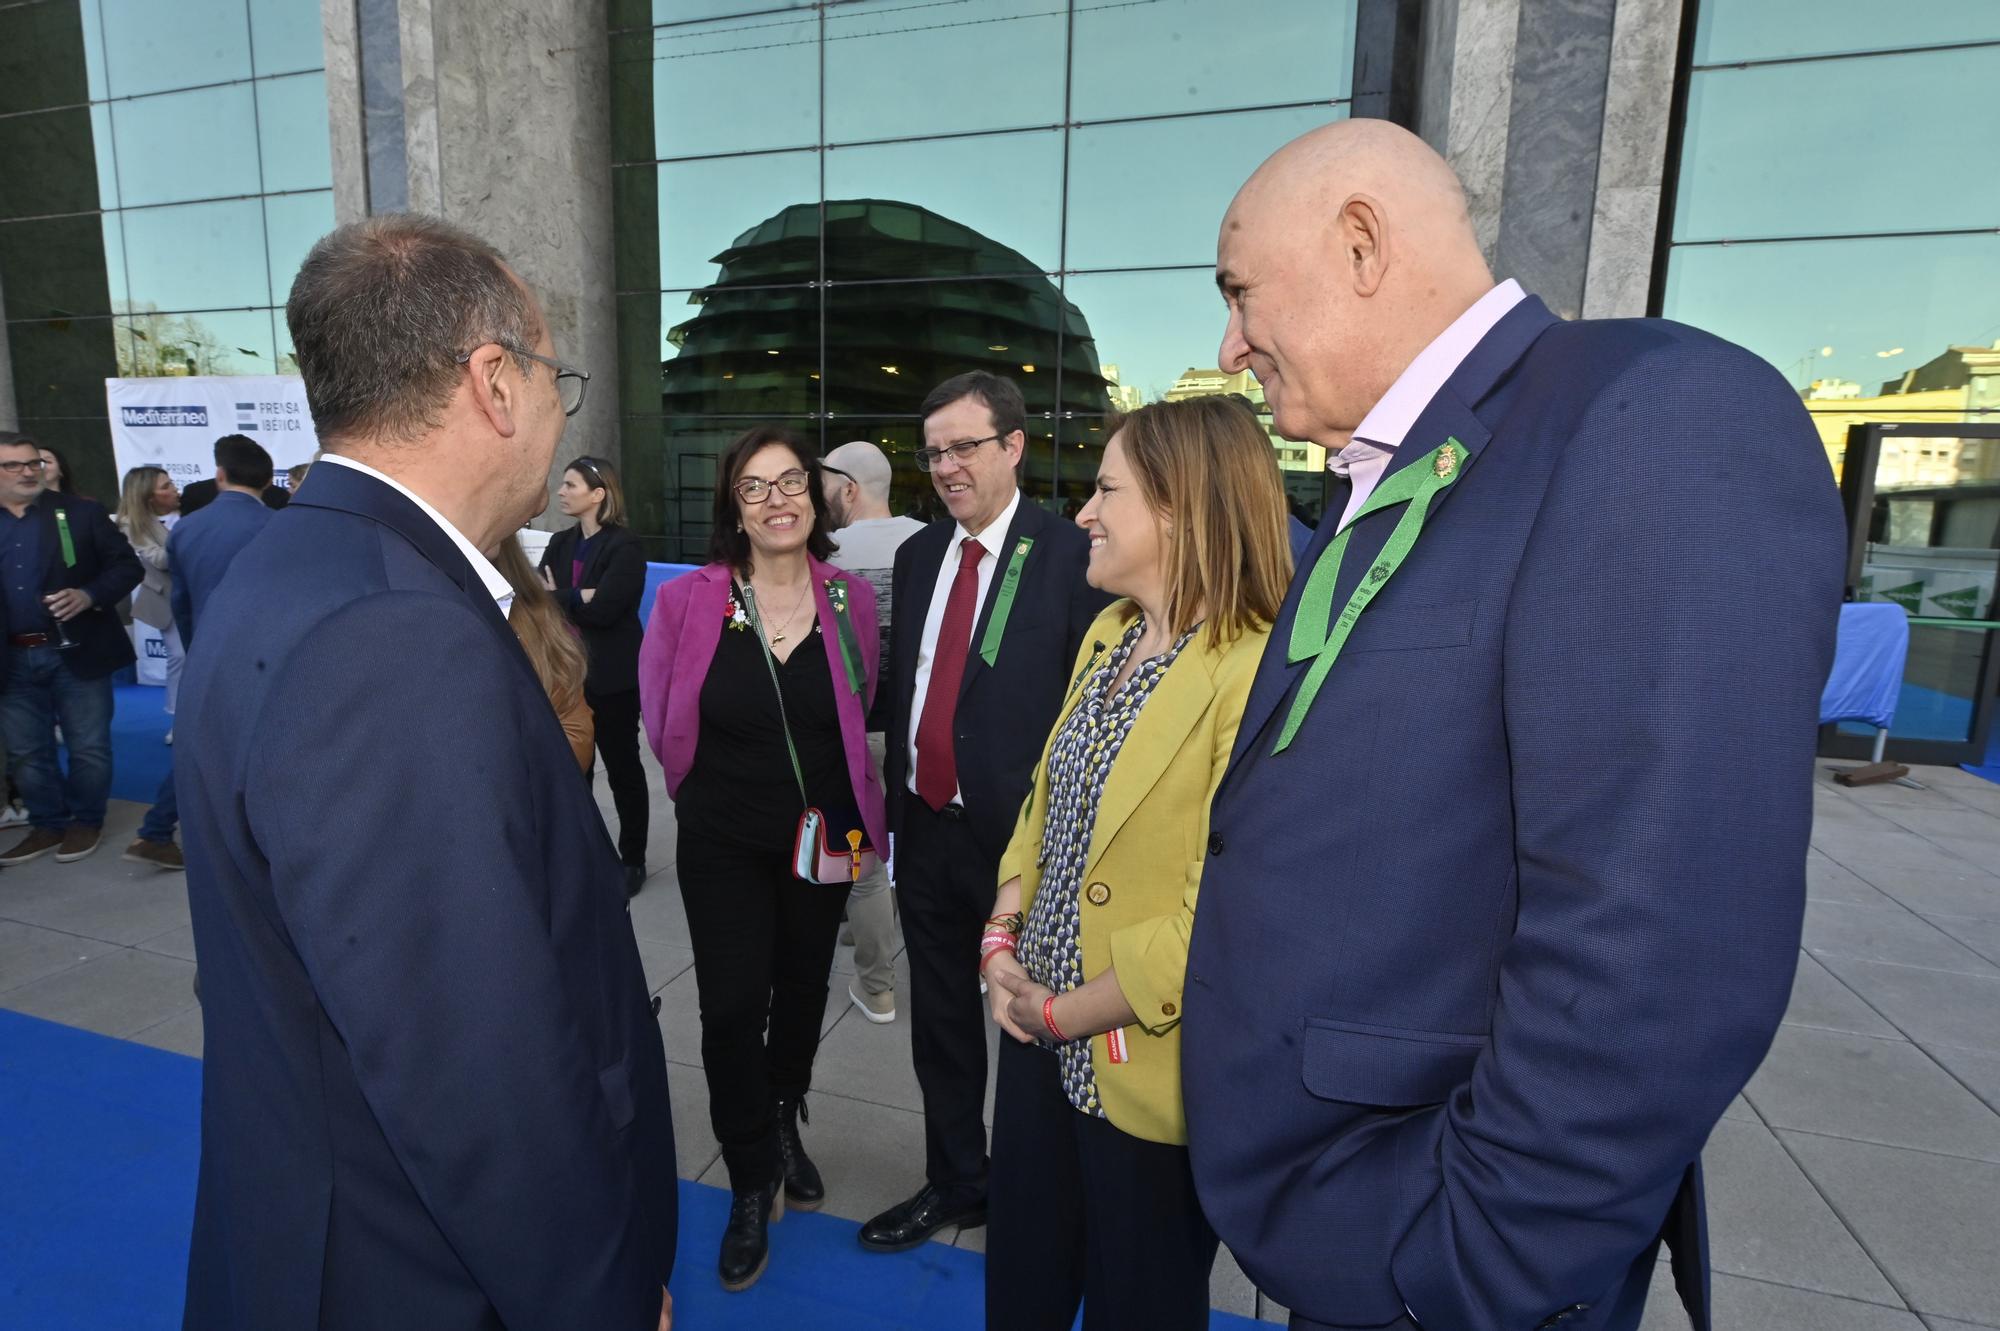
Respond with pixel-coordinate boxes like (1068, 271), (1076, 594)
(772, 630), (787, 643)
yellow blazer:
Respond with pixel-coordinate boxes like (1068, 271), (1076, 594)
(997, 601), (1267, 1145)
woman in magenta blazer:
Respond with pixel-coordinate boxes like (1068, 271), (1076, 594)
(638, 424), (884, 1295)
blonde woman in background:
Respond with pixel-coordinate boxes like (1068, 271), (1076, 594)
(981, 396), (1293, 1331)
(493, 534), (594, 772)
(115, 465), (184, 720)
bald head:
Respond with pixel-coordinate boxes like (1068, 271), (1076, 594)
(1216, 120), (1497, 446)
(821, 439), (895, 526)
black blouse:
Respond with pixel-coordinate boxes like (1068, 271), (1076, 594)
(678, 586), (853, 851)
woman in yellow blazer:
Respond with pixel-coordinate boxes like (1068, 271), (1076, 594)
(981, 396), (1293, 1331)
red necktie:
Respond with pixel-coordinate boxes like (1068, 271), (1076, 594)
(914, 537), (985, 812)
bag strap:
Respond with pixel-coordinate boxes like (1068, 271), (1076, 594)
(736, 580), (810, 809)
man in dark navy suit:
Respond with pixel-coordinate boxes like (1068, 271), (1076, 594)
(177, 215), (676, 1331)
(125, 434), (277, 869)
(858, 372), (1108, 1251)
(1181, 122), (1844, 1331)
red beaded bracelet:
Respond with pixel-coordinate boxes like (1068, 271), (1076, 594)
(1042, 994), (1069, 1043)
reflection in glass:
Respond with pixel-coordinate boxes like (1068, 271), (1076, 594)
(822, 278), (1082, 416)
(1661, 232), (2000, 418)
(257, 73), (334, 194)
(1693, 0), (2000, 65)
(264, 190), (335, 306)
(123, 197), (269, 311)
(89, 104), (119, 209)
(1673, 47), (2000, 244)
(250, 0), (327, 74)
(1067, 105), (1346, 271)
(116, 305), (278, 377)
(1071, 0), (1354, 122)
(647, 0), (812, 24)
(98, 0), (252, 99)
(653, 284), (822, 417)
(637, 12), (818, 159)
(112, 84), (261, 208)
(0, 0), (91, 116)
(825, 131), (1062, 277)
(654, 151), (818, 289)
(823, 0), (1064, 144)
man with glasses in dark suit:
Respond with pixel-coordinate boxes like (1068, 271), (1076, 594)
(858, 372), (1109, 1252)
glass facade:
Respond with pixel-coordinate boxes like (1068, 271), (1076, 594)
(610, 0), (1357, 559)
(1660, 1), (2000, 750)
(0, 0), (332, 497)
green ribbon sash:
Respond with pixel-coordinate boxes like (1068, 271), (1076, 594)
(826, 578), (866, 696)
(54, 509), (77, 568)
(977, 536), (1034, 667)
(1273, 439), (1466, 754)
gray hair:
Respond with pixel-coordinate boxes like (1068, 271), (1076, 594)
(284, 213), (541, 444)
(823, 440), (893, 503)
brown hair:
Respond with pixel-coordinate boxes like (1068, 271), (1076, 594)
(492, 534), (587, 722)
(1108, 396), (1293, 649)
(706, 425), (837, 572)
(565, 454), (627, 528)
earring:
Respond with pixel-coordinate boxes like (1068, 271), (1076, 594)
(736, 522), (744, 532)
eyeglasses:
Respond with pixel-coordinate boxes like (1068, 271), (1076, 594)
(568, 455), (606, 487)
(820, 463), (854, 483)
(734, 469), (811, 504)
(0, 459), (48, 475)
(915, 433), (1003, 472)
(455, 344), (592, 416)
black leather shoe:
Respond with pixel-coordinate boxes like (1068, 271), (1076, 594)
(718, 1180), (783, 1291)
(624, 865), (647, 898)
(775, 1096), (824, 1211)
(856, 1183), (986, 1253)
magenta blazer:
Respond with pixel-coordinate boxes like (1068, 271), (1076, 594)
(638, 558), (887, 856)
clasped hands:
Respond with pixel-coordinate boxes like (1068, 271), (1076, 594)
(984, 953), (1058, 1045)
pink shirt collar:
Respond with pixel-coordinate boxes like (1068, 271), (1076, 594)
(1330, 279), (1527, 527)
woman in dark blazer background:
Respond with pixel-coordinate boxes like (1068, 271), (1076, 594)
(539, 455), (650, 896)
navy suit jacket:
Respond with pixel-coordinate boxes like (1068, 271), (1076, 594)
(178, 463), (677, 1331)
(1181, 299), (1845, 1331)
(167, 491), (272, 647)
(883, 496), (1110, 862)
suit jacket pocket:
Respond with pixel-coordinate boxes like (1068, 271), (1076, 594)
(599, 1057), (637, 1132)
(1342, 600), (1474, 654)
(1300, 1018), (1484, 1108)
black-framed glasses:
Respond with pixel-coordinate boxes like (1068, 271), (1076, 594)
(820, 463), (854, 483)
(568, 454), (608, 487)
(915, 433), (1003, 472)
(456, 344), (591, 416)
(0, 459), (48, 475)
(734, 469), (811, 504)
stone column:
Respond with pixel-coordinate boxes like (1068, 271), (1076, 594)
(1416, 0), (1684, 319)
(317, 0), (621, 516)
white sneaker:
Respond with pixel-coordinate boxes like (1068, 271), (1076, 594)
(0, 802), (27, 828)
(848, 983), (896, 1024)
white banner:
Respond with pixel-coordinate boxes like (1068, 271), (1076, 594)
(104, 375), (320, 493)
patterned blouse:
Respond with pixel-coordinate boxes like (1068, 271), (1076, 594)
(1019, 615), (1195, 1117)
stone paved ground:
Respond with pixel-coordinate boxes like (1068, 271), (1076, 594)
(4, 750), (1998, 1328)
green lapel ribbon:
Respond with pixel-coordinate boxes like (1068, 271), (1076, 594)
(825, 578), (866, 696)
(1273, 439), (1467, 754)
(54, 508), (77, 569)
(977, 535), (1034, 667)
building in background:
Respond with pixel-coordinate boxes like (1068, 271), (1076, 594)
(1, 0), (1994, 557)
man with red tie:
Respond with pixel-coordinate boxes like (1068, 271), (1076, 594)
(859, 372), (1109, 1252)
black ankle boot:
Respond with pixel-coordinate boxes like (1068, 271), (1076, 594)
(718, 1175), (783, 1292)
(775, 1096), (824, 1211)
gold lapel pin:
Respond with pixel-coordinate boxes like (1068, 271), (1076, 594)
(1434, 444), (1459, 480)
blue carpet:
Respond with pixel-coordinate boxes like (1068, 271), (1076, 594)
(0, 1010), (1263, 1329)
(1963, 724), (2000, 787)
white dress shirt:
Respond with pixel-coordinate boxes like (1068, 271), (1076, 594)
(1331, 278), (1528, 529)
(318, 454), (515, 617)
(906, 485), (1023, 803)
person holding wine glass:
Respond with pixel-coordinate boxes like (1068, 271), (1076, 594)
(0, 431), (144, 867)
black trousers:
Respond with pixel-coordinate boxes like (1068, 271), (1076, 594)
(676, 830), (849, 1191)
(986, 1038), (1219, 1331)
(898, 798), (996, 1200)
(586, 686), (648, 868)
